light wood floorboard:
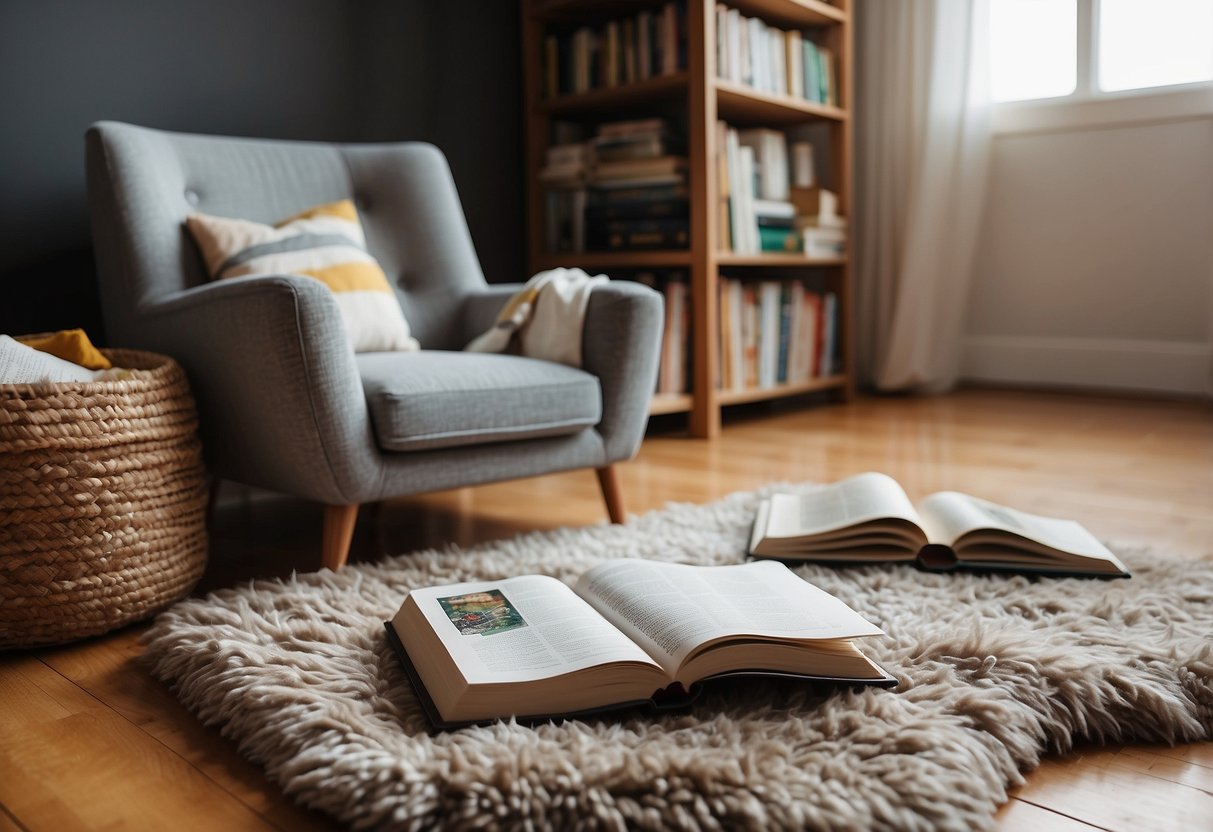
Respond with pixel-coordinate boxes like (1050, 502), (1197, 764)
(1, 389), (1210, 830)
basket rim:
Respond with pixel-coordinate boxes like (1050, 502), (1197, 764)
(0, 347), (184, 395)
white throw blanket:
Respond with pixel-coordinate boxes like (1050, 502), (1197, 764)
(465, 268), (608, 368)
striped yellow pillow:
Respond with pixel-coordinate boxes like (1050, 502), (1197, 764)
(186, 199), (419, 353)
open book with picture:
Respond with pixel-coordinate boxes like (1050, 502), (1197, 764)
(750, 472), (1129, 577)
(386, 559), (894, 729)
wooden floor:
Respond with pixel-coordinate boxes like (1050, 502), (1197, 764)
(2, 388), (1211, 831)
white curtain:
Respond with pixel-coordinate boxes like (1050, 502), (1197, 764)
(854, 0), (992, 392)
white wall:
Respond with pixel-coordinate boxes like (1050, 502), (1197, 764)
(962, 100), (1213, 396)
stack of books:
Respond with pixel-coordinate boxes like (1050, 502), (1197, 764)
(719, 124), (797, 254)
(717, 123), (847, 258)
(717, 277), (837, 391)
(791, 186), (847, 259)
(543, 2), (685, 98)
(586, 118), (689, 252)
(714, 3), (837, 106)
(539, 143), (590, 253)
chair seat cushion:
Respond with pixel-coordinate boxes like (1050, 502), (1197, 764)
(357, 351), (602, 452)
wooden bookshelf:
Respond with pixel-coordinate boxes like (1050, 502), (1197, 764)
(541, 72), (690, 114)
(521, 0), (854, 438)
(715, 79), (847, 124)
(535, 250), (694, 270)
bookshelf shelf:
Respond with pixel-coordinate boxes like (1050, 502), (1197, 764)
(728, 0), (845, 28)
(522, 0), (854, 437)
(540, 72), (690, 114)
(530, 0), (670, 22)
(649, 392), (694, 415)
(715, 80), (847, 125)
(716, 253), (846, 267)
(535, 250), (692, 270)
(717, 375), (846, 406)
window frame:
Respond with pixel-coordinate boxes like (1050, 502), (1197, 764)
(993, 0), (1213, 134)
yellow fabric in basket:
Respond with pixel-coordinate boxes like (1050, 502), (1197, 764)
(17, 329), (112, 370)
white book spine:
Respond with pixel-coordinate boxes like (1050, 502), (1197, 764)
(737, 145), (758, 254)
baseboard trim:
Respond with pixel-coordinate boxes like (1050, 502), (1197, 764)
(961, 335), (1212, 396)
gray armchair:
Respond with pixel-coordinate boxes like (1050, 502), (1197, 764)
(85, 121), (662, 570)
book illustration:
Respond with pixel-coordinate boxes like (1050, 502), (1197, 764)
(437, 589), (527, 636)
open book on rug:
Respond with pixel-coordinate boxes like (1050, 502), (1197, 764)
(750, 472), (1129, 578)
(385, 559), (894, 730)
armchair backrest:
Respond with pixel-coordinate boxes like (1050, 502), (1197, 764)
(86, 121), (487, 350)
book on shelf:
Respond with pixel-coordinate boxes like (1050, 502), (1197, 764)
(777, 282), (793, 383)
(543, 118), (689, 254)
(593, 156), (687, 181)
(543, 2), (685, 98)
(385, 558), (894, 729)
(790, 285), (821, 385)
(758, 226), (800, 253)
(750, 473), (1130, 578)
(739, 129), (790, 201)
(597, 117), (666, 138)
(592, 182), (688, 203)
(818, 291), (837, 376)
(658, 277), (690, 394)
(594, 129), (688, 162)
(758, 281), (781, 387)
(753, 199), (798, 252)
(585, 197), (690, 223)
(721, 122), (844, 256)
(801, 227), (846, 259)
(717, 278), (834, 391)
(715, 3), (837, 105)
(789, 186), (838, 219)
(796, 214), (848, 232)
(544, 189), (587, 254)
(791, 142), (816, 188)
(588, 218), (689, 251)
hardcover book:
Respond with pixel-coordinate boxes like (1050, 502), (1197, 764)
(386, 559), (894, 730)
(750, 473), (1129, 577)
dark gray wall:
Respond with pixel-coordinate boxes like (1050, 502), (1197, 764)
(0, 0), (522, 341)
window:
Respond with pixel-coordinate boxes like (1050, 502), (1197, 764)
(990, 0), (1213, 104)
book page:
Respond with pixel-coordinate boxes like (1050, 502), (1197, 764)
(763, 472), (923, 538)
(918, 492), (1122, 564)
(574, 559), (883, 671)
(0, 335), (99, 384)
(407, 575), (662, 685)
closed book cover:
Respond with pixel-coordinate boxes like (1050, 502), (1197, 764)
(594, 156), (687, 180)
(587, 218), (689, 251)
(759, 227), (799, 252)
(585, 198), (689, 222)
(592, 183), (689, 203)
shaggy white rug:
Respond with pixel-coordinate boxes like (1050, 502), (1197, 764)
(142, 486), (1213, 831)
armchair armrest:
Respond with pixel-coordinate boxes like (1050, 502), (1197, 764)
(459, 283), (525, 346)
(460, 281), (662, 461)
(136, 275), (375, 504)
(580, 282), (663, 460)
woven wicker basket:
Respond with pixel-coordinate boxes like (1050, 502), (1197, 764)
(0, 348), (208, 648)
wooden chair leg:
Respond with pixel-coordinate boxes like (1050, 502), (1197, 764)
(322, 503), (359, 570)
(596, 466), (626, 524)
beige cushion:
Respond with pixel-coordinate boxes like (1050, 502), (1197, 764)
(186, 199), (419, 353)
